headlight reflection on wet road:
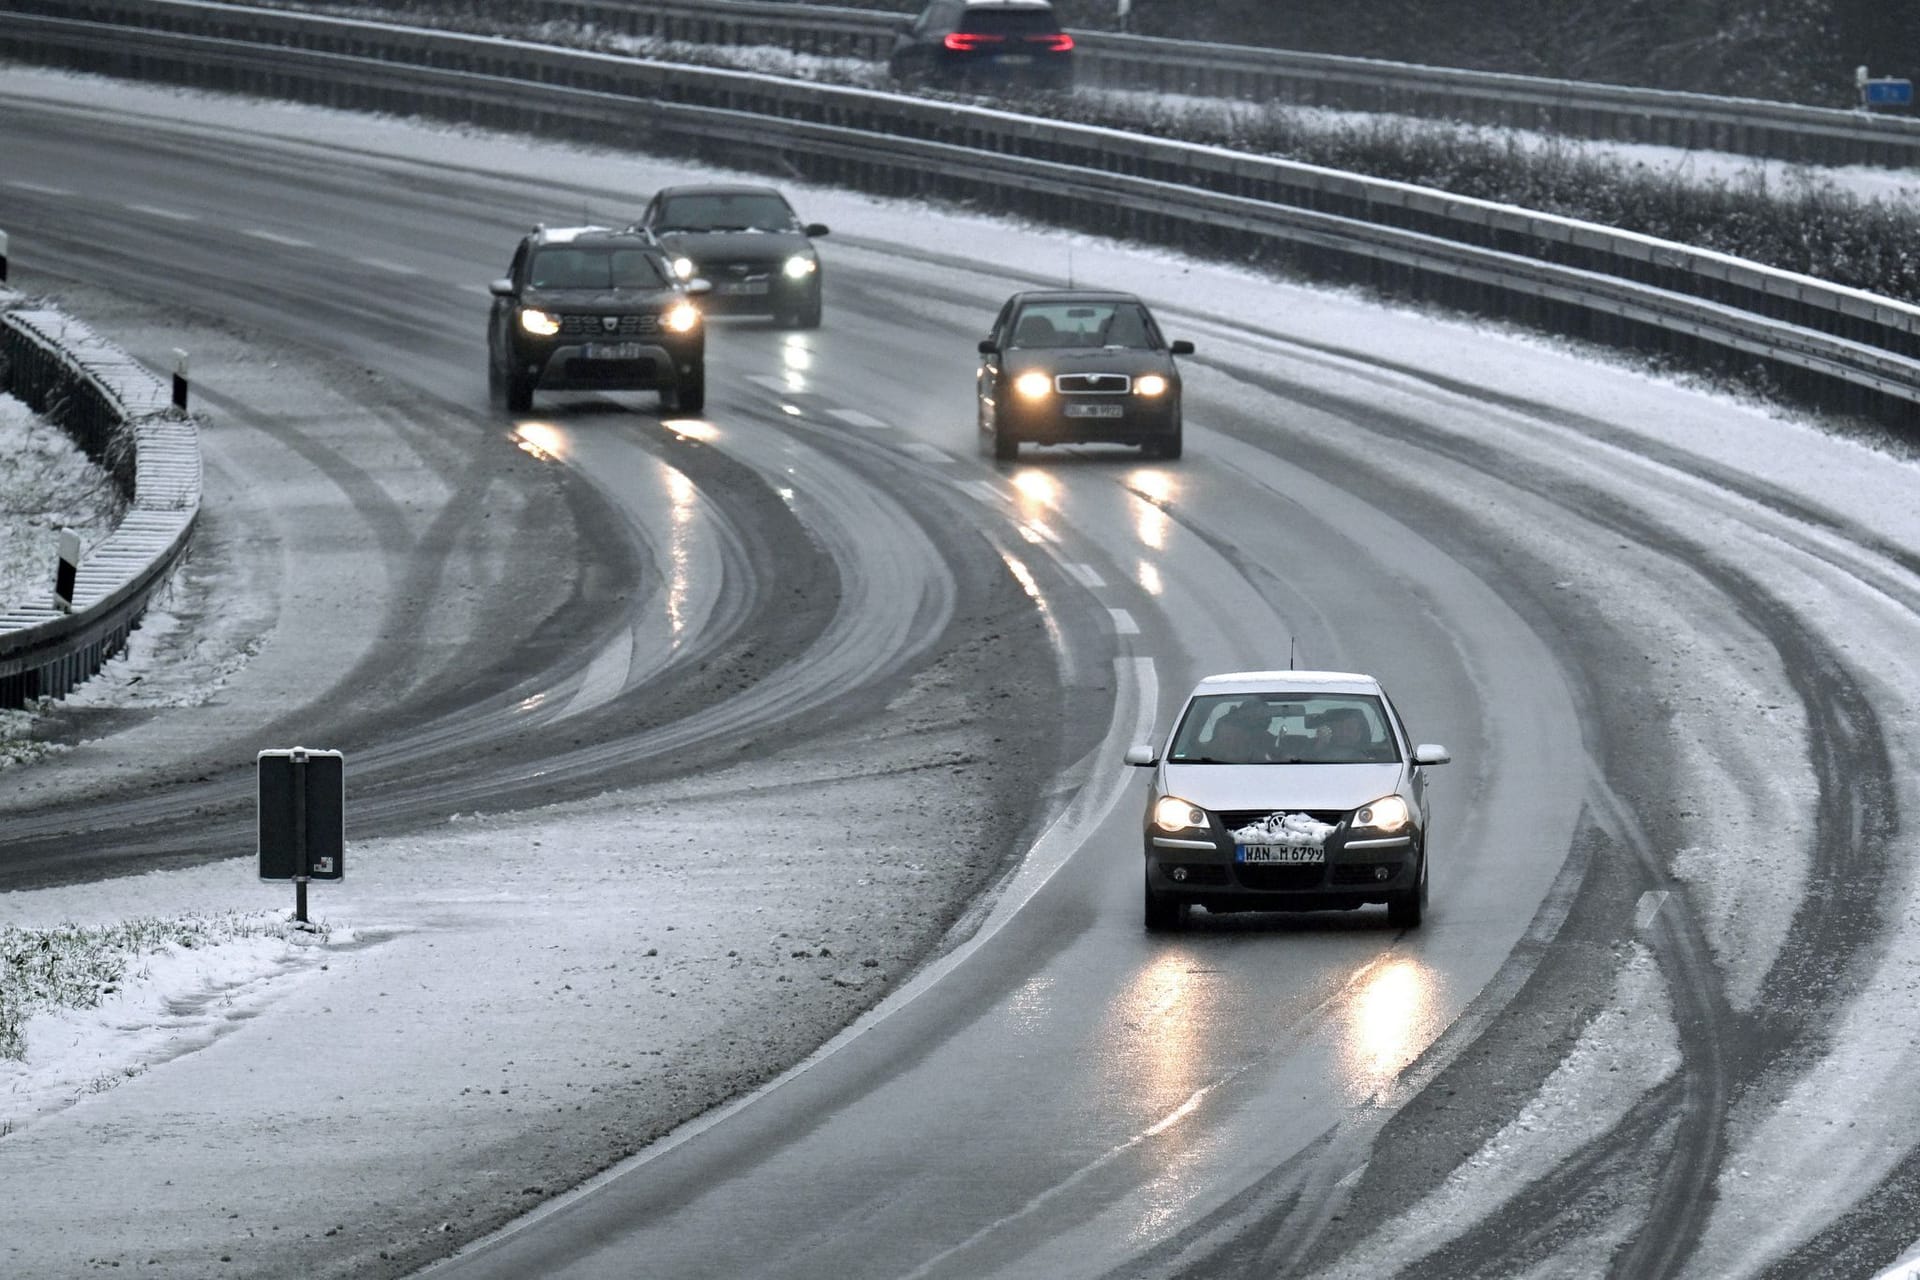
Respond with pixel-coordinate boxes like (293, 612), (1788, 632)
(1342, 957), (1439, 1088)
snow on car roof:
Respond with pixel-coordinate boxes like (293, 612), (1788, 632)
(1192, 670), (1383, 696)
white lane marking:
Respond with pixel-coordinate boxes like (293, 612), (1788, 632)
(746, 373), (788, 392)
(556, 630), (633, 722)
(355, 256), (421, 277)
(126, 203), (199, 222)
(1108, 608), (1139, 635)
(1066, 562), (1106, 588)
(900, 441), (948, 463)
(243, 228), (312, 248)
(829, 408), (889, 429)
(6, 180), (74, 196)
(1634, 889), (1670, 931)
(961, 480), (1003, 505)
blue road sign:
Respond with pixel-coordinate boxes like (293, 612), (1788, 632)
(1864, 78), (1914, 107)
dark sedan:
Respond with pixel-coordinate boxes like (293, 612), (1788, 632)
(638, 184), (828, 329)
(977, 290), (1192, 461)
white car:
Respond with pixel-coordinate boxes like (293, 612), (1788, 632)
(1125, 670), (1452, 931)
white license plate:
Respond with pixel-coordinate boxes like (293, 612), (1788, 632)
(997, 54), (1033, 65)
(719, 281), (770, 295)
(1064, 403), (1123, 418)
(1237, 843), (1325, 865)
(583, 342), (644, 360)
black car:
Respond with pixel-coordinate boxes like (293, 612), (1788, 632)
(889, 0), (1074, 91)
(638, 184), (828, 329)
(976, 290), (1193, 461)
(487, 225), (709, 414)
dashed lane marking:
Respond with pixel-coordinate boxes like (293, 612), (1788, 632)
(126, 204), (199, 222)
(6, 180), (75, 196)
(1066, 562), (1106, 589)
(829, 408), (890, 429)
(243, 229), (312, 248)
(1634, 889), (1670, 931)
(1108, 608), (1139, 635)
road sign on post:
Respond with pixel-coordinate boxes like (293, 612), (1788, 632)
(258, 747), (345, 924)
(1857, 66), (1914, 109)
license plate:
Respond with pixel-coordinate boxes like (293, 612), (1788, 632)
(719, 281), (770, 295)
(1237, 843), (1325, 865)
(1064, 403), (1123, 418)
(583, 342), (644, 360)
(997, 54), (1033, 65)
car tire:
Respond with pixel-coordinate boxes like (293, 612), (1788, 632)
(792, 290), (823, 331)
(1387, 852), (1427, 929)
(1145, 415), (1183, 460)
(993, 424), (1019, 462)
(1144, 868), (1188, 933)
(665, 369), (705, 416)
(504, 365), (534, 413)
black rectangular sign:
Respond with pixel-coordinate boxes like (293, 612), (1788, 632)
(258, 748), (345, 881)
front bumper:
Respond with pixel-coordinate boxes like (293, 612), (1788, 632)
(519, 339), (699, 392)
(1145, 828), (1419, 911)
(1001, 395), (1176, 445)
(694, 274), (817, 318)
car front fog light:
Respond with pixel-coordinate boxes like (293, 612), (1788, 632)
(1133, 374), (1169, 397)
(1354, 795), (1411, 833)
(783, 254), (818, 279)
(518, 308), (560, 337)
(672, 256), (695, 280)
(1153, 796), (1206, 833)
(664, 302), (701, 333)
(1014, 371), (1053, 399)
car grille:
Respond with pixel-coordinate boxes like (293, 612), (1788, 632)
(1215, 809), (1348, 834)
(712, 263), (772, 281)
(559, 314), (661, 336)
(1055, 372), (1130, 394)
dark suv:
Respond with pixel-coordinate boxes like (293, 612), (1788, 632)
(487, 225), (710, 414)
(888, 0), (1074, 91)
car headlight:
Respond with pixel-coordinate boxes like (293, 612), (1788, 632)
(664, 302), (701, 334)
(1133, 374), (1169, 397)
(1352, 795), (1411, 833)
(518, 308), (560, 337)
(1153, 795), (1208, 833)
(1014, 371), (1053, 399)
(783, 254), (818, 279)
(671, 257), (695, 280)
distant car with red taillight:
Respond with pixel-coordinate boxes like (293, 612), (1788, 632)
(888, 0), (1074, 92)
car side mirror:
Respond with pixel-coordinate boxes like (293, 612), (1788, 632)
(489, 278), (515, 297)
(1124, 744), (1157, 767)
(804, 223), (830, 238)
(686, 278), (714, 296)
(1170, 339), (1195, 355)
(978, 338), (998, 355)
(1414, 744), (1451, 766)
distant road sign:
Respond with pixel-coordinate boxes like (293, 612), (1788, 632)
(258, 747), (345, 881)
(1863, 77), (1914, 108)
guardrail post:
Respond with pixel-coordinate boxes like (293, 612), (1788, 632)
(172, 348), (189, 413)
(53, 528), (80, 613)
(0, 228), (8, 283)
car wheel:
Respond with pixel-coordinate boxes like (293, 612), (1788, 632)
(665, 369), (705, 416)
(504, 365), (534, 413)
(1387, 852), (1427, 929)
(993, 424), (1019, 462)
(792, 290), (822, 331)
(1144, 867), (1188, 932)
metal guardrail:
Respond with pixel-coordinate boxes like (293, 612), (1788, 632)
(0, 290), (202, 710)
(1, 0), (1915, 431)
(265, 0), (1920, 169)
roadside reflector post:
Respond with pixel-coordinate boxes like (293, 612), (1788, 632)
(258, 747), (346, 927)
(53, 528), (80, 612)
(171, 348), (189, 413)
(1, 229), (9, 284)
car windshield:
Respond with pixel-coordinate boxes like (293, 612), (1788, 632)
(961, 9), (1061, 35)
(654, 193), (797, 233)
(528, 247), (669, 290)
(1168, 693), (1400, 765)
(1010, 301), (1156, 349)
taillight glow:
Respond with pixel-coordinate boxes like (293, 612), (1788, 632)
(1029, 33), (1074, 51)
(943, 32), (1006, 51)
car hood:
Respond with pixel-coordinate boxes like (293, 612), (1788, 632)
(1160, 762), (1405, 812)
(655, 229), (813, 264)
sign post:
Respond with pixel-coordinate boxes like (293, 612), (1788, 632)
(258, 747), (345, 925)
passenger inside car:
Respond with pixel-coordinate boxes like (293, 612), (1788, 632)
(1206, 702), (1278, 763)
